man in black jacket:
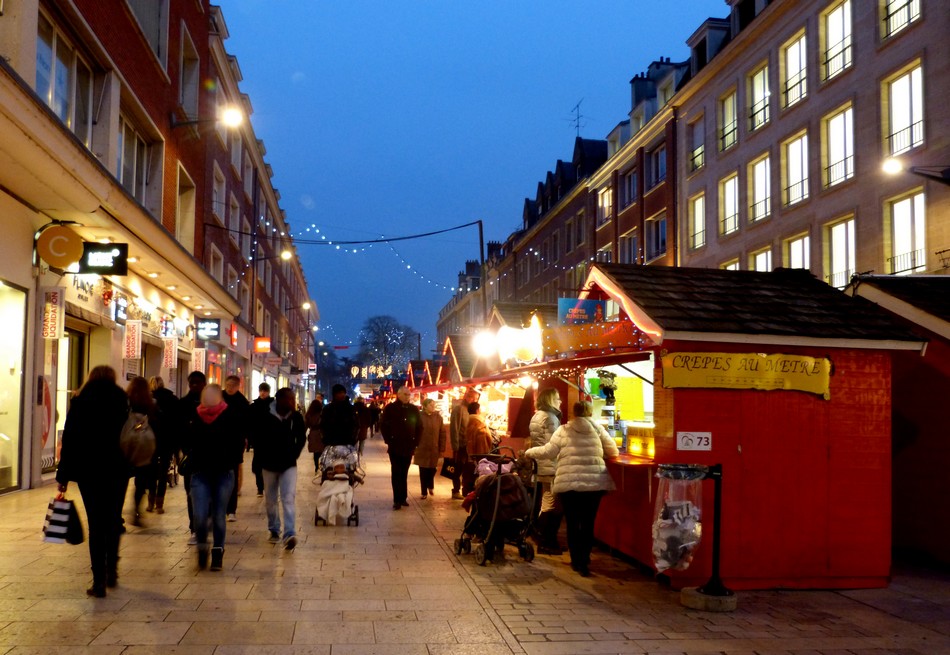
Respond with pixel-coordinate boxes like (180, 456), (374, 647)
(380, 386), (422, 510)
(222, 375), (250, 522)
(249, 382), (274, 496)
(255, 387), (307, 550)
(179, 371), (206, 543)
(320, 384), (358, 447)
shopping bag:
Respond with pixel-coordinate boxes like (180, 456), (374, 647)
(42, 497), (84, 545)
(439, 457), (456, 479)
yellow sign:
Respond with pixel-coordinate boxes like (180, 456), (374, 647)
(36, 225), (84, 268)
(661, 352), (831, 399)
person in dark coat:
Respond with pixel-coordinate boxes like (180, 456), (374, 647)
(127, 376), (157, 527)
(179, 370), (206, 543)
(148, 376), (178, 514)
(304, 396), (324, 474)
(414, 398), (446, 499)
(380, 386), (422, 510)
(182, 384), (245, 571)
(255, 387), (307, 550)
(249, 382), (274, 496)
(354, 396), (372, 454)
(320, 384), (358, 447)
(369, 400), (381, 436)
(56, 365), (129, 598)
(222, 375), (250, 522)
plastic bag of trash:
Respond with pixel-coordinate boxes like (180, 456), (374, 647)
(652, 465), (704, 573)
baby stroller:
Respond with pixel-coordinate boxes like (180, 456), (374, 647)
(454, 446), (537, 565)
(314, 445), (364, 526)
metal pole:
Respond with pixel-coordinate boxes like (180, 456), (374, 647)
(698, 464), (733, 597)
(477, 219), (487, 327)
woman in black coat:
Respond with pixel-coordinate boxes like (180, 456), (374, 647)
(56, 365), (129, 598)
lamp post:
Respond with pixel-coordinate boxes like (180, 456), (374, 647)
(170, 105), (244, 130)
(882, 158), (950, 186)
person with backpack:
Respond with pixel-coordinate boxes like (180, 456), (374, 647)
(55, 365), (130, 598)
(126, 376), (158, 527)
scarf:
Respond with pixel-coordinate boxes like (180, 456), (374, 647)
(197, 401), (228, 424)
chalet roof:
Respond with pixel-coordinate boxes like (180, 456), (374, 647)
(848, 274), (950, 341)
(445, 334), (477, 380)
(587, 264), (923, 348)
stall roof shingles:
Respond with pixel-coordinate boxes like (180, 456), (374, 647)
(593, 264), (921, 342)
(853, 275), (950, 325)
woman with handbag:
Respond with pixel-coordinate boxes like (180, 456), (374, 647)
(525, 401), (618, 577)
(414, 398), (447, 499)
(56, 365), (130, 597)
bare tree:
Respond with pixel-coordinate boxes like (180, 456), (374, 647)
(358, 315), (419, 373)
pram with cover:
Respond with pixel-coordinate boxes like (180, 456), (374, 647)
(314, 445), (364, 526)
(454, 446), (537, 565)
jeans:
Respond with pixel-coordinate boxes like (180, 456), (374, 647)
(78, 475), (129, 585)
(558, 490), (604, 569)
(226, 466), (241, 515)
(389, 453), (412, 505)
(262, 467), (297, 539)
(419, 466), (436, 494)
(190, 470), (235, 548)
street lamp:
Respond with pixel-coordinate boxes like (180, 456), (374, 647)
(170, 105), (244, 130)
(882, 158), (950, 185)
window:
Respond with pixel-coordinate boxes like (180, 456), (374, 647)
(787, 234), (811, 269)
(720, 174), (739, 235)
(243, 153), (253, 198)
(619, 231), (638, 264)
(888, 191), (926, 274)
(622, 169), (638, 207)
(783, 133), (809, 205)
(211, 165), (226, 222)
(209, 245), (224, 283)
(36, 14), (93, 147)
(551, 231), (560, 262)
(240, 283), (250, 323)
(751, 248), (772, 272)
(883, 0), (920, 38)
(176, 164), (196, 253)
(531, 248), (542, 278)
(126, 0), (169, 65)
(823, 0), (852, 80)
(226, 266), (238, 298)
(230, 132), (242, 173)
(689, 193), (706, 249)
(565, 218), (575, 253)
(228, 195), (240, 245)
(658, 81), (674, 107)
(117, 116), (149, 203)
(597, 187), (613, 227)
(541, 240), (551, 271)
(595, 247), (613, 264)
(575, 211), (586, 247)
(826, 217), (855, 288)
(721, 259), (740, 271)
(645, 214), (667, 261)
(179, 27), (199, 119)
(516, 259), (527, 288)
(749, 65), (770, 130)
(264, 261), (273, 295)
(689, 119), (705, 171)
(750, 155), (771, 222)
(720, 91), (738, 150)
(783, 33), (807, 107)
(649, 146), (667, 187)
(824, 105), (854, 186)
(241, 218), (252, 261)
(886, 64), (923, 155)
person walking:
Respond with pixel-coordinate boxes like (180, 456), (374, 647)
(354, 396), (372, 455)
(463, 401), (493, 496)
(380, 386), (422, 510)
(256, 388), (307, 550)
(369, 400), (381, 436)
(525, 400), (618, 577)
(304, 396), (324, 474)
(127, 376), (157, 527)
(414, 398), (446, 499)
(222, 375), (250, 522)
(249, 382), (274, 496)
(182, 384), (244, 571)
(55, 365), (130, 597)
(529, 387), (564, 554)
(179, 371), (207, 544)
(449, 388), (478, 499)
(320, 384), (358, 447)
(148, 376), (178, 514)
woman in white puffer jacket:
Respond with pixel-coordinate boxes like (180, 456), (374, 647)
(528, 388), (563, 554)
(525, 400), (618, 576)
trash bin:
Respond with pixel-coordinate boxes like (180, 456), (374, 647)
(652, 463), (707, 573)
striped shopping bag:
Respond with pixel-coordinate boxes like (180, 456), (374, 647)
(42, 497), (84, 545)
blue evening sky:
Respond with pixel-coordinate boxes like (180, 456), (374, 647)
(218, 1), (727, 354)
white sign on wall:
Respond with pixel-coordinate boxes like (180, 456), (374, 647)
(676, 431), (712, 451)
(124, 320), (142, 359)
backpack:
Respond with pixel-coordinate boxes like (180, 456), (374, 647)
(120, 412), (156, 467)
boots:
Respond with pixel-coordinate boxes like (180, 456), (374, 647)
(146, 491), (155, 512)
(210, 547), (224, 572)
(536, 511), (563, 555)
(155, 496), (165, 514)
(197, 545), (209, 570)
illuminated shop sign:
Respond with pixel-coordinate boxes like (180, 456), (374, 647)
(196, 318), (221, 341)
(661, 352), (832, 399)
(254, 336), (271, 353)
(76, 243), (128, 275)
(114, 295), (128, 325)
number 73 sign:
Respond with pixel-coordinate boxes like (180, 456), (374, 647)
(677, 431), (712, 451)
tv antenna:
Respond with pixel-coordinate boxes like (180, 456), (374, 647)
(569, 98), (586, 137)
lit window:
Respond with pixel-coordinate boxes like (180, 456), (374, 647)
(888, 191), (926, 274)
(645, 214), (667, 261)
(720, 174), (739, 235)
(689, 119), (705, 171)
(822, 0), (852, 80)
(786, 234), (811, 269)
(883, 0), (920, 39)
(826, 218), (855, 288)
(597, 187), (612, 227)
(783, 133), (809, 206)
(824, 105), (854, 186)
(750, 155), (771, 222)
(751, 248), (772, 272)
(720, 91), (738, 150)
(721, 259), (740, 271)
(783, 33), (807, 107)
(749, 65), (770, 130)
(689, 193), (706, 249)
(595, 247), (613, 264)
(885, 64), (923, 156)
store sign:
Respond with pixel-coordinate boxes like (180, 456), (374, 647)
(40, 287), (65, 339)
(36, 225), (84, 269)
(196, 318), (221, 341)
(308, 363), (317, 373)
(229, 323), (238, 348)
(162, 337), (178, 369)
(558, 298), (606, 325)
(76, 243), (128, 276)
(124, 320), (142, 359)
(161, 316), (176, 338)
(192, 348), (206, 372)
(661, 352), (832, 399)
(676, 431), (712, 451)
(114, 294), (128, 325)
(254, 336), (271, 353)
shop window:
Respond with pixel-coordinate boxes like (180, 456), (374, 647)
(887, 191), (926, 274)
(0, 282), (27, 491)
(822, 0), (852, 81)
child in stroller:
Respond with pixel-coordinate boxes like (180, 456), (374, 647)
(454, 447), (536, 565)
(314, 445), (364, 526)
